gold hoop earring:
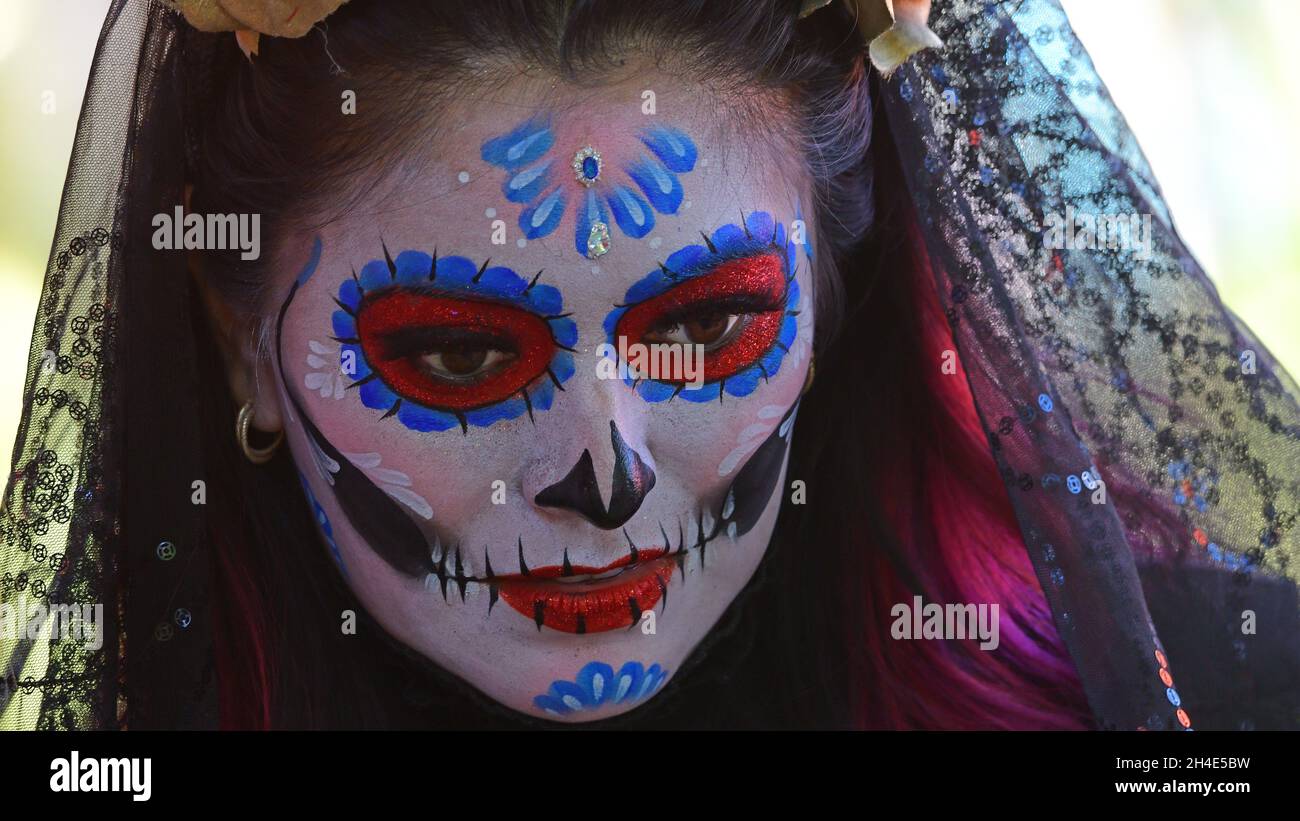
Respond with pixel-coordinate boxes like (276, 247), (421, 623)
(236, 400), (283, 464)
(801, 356), (816, 396)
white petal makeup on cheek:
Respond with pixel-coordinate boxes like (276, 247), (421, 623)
(341, 451), (435, 520)
(305, 338), (345, 399)
(307, 431), (340, 486)
(719, 404), (789, 476)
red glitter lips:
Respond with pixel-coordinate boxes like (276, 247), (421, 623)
(497, 548), (675, 634)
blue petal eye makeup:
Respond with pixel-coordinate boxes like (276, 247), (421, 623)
(331, 246), (577, 433)
(481, 117), (699, 259)
(603, 211), (801, 403)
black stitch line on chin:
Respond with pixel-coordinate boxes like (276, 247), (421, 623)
(623, 527), (638, 563)
(454, 545), (467, 602)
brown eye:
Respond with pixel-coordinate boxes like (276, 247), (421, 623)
(439, 348), (486, 376)
(420, 347), (515, 380)
(684, 314), (733, 345)
(645, 314), (741, 349)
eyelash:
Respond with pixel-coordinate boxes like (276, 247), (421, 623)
(332, 248), (577, 434)
(646, 293), (779, 335)
(604, 211), (802, 403)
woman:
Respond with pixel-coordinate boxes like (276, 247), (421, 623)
(1, 0), (1296, 730)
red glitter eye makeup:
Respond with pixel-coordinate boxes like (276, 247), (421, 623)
(358, 291), (556, 412)
(602, 211), (801, 403)
(614, 254), (787, 382)
(332, 248), (578, 433)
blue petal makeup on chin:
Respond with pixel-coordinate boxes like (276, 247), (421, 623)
(532, 660), (669, 717)
(603, 210), (800, 404)
(480, 117), (698, 259)
(331, 246), (577, 434)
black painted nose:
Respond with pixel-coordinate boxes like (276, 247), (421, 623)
(535, 421), (655, 529)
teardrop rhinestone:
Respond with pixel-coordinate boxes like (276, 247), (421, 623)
(586, 221), (611, 259)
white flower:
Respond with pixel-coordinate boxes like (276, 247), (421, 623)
(304, 339), (345, 400)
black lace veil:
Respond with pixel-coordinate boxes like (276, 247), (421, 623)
(1, 1), (214, 729)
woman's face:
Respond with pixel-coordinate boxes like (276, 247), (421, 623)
(269, 77), (814, 720)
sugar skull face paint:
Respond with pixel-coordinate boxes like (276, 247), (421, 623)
(481, 116), (699, 259)
(268, 79), (813, 721)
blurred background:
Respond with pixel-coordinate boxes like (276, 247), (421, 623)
(0, 0), (1297, 461)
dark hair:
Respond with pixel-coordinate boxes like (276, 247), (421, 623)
(185, 0), (1091, 728)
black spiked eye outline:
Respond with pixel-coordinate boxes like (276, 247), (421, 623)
(344, 242), (570, 434)
(609, 208), (799, 402)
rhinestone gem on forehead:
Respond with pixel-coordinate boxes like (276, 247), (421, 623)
(587, 221), (611, 259)
(572, 146), (602, 186)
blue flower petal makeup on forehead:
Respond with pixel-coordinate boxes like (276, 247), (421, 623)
(480, 117), (698, 259)
(603, 210), (801, 403)
(331, 245), (577, 434)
